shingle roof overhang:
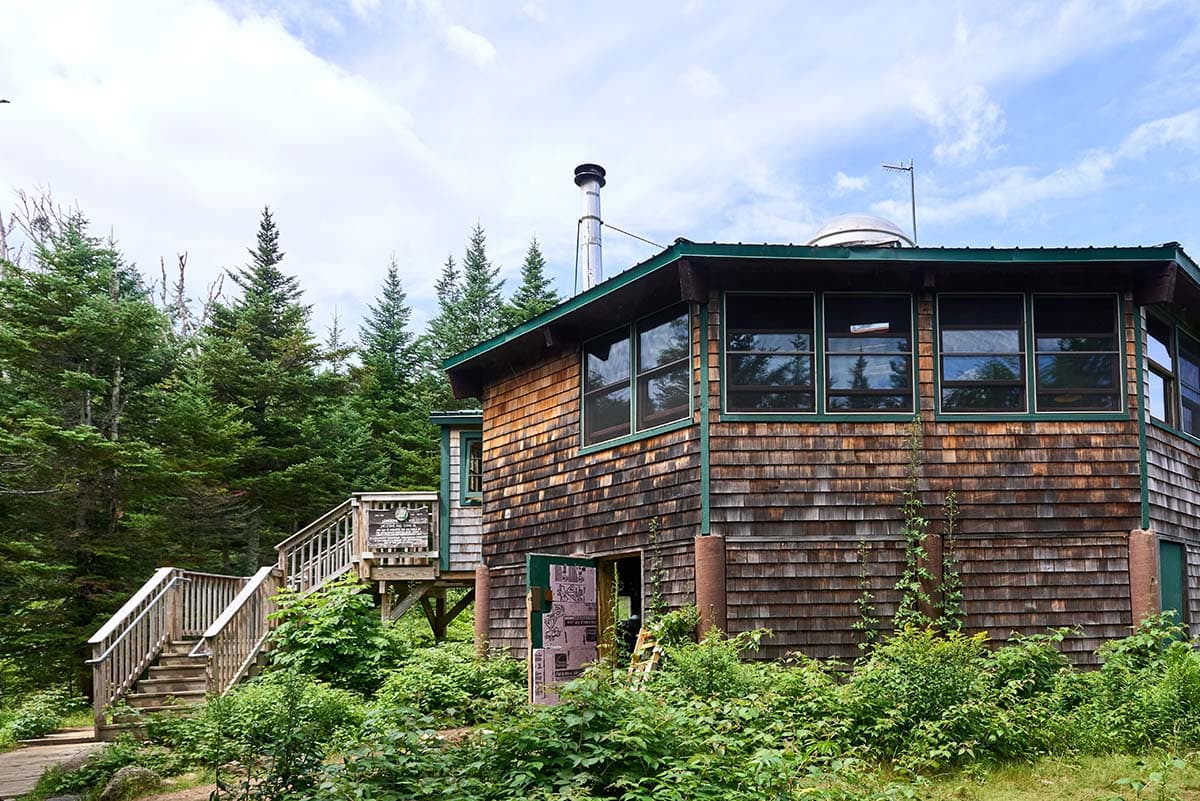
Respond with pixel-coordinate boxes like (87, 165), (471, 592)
(443, 241), (1200, 399)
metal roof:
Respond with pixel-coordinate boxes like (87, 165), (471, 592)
(442, 240), (1199, 398)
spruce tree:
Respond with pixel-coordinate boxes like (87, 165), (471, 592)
(458, 223), (504, 349)
(201, 206), (325, 558)
(359, 254), (416, 394)
(503, 237), (560, 327)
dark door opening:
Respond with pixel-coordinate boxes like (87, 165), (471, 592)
(598, 554), (643, 662)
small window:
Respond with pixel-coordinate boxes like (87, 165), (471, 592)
(584, 329), (632, 444)
(459, 432), (482, 505)
(1033, 296), (1121, 411)
(938, 295), (1025, 412)
(636, 308), (690, 430)
(724, 294), (816, 412)
(1146, 315), (1176, 426)
(1179, 331), (1200, 437)
(582, 305), (691, 446)
(824, 295), (914, 412)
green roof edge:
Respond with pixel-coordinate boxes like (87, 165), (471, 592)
(443, 242), (1190, 372)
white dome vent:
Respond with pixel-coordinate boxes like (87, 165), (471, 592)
(807, 214), (914, 248)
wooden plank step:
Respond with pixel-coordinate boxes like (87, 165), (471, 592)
(136, 677), (206, 694)
(157, 653), (206, 668)
(146, 663), (206, 680)
(126, 690), (206, 709)
(370, 566), (437, 580)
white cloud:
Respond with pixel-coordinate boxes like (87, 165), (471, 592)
(520, 1), (546, 22)
(878, 109), (1200, 229)
(833, 172), (869, 196)
(681, 64), (723, 100)
(914, 84), (1006, 166)
(444, 24), (497, 67)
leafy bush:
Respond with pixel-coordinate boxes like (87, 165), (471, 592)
(175, 669), (364, 801)
(268, 573), (401, 693)
(653, 628), (770, 698)
(7, 687), (85, 740)
(373, 642), (525, 727)
(647, 605), (699, 647)
(32, 736), (178, 798)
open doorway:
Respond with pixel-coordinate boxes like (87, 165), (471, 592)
(597, 554), (643, 663)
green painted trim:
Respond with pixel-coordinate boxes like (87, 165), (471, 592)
(929, 412), (1129, 423)
(1150, 418), (1200, 449)
(1135, 304), (1151, 529)
(718, 291), (818, 415)
(932, 293), (1029, 416)
(699, 302), (711, 536)
(445, 241), (1190, 373)
(577, 417), (695, 457)
(1024, 294), (1038, 414)
(438, 427), (451, 572)
(821, 291), (917, 415)
(1030, 292), (1126, 415)
(458, 431), (482, 507)
(719, 412), (920, 423)
(429, 410), (483, 425)
(579, 303), (694, 452)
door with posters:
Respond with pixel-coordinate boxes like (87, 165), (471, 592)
(527, 553), (598, 704)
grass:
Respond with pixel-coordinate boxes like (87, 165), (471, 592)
(924, 754), (1200, 801)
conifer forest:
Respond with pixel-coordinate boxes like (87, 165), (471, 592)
(0, 197), (559, 695)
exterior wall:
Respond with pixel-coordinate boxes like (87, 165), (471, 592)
(447, 428), (483, 571)
(478, 278), (1148, 664)
(1147, 423), (1200, 636)
(710, 289), (1141, 664)
(480, 314), (705, 656)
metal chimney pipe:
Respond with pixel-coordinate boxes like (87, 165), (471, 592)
(574, 163), (606, 290)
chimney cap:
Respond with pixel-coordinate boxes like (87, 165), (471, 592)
(574, 163), (606, 188)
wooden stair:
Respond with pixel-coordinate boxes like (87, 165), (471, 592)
(124, 640), (207, 713)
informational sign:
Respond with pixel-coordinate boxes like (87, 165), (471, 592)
(528, 555), (598, 705)
(366, 506), (430, 550)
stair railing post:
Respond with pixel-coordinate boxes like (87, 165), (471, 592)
(91, 640), (105, 734)
(352, 497), (367, 579)
(166, 569), (182, 643)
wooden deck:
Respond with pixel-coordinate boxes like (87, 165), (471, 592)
(88, 491), (481, 737)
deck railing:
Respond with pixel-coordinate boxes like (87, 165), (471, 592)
(192, 566), (282, 695)
(87, 568), (247, 730)
(276, 498), (356, 593)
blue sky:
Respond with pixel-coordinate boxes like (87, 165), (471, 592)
(3, 0), (1200, 338)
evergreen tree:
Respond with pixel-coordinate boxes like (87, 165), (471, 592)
(359, 255), (416, 394)
(0, 214), (177, 688)
(201, 207), (325, 559)
(503, 237), (560, 327)
(424, 252), (465, 365)
(458, 223), (505, 349)
(356, 255), (436, 489)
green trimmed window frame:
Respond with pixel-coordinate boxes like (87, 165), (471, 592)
(581, 303), (693, 449)
(459, 431), (482, 506)
(934, 292), (1125, 417)
(1144, 310), (1200, 438)
(720, 291), (917, 419)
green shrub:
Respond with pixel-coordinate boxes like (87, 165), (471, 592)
(181, 669), (364, 801)
(373, 642), (525, 727)
(268, 573), (400, 693)
(32, 736), (178, 798)
(648, 605), (699, 647)
(653, 628), (771, 698)
(7, 687), (85, 740)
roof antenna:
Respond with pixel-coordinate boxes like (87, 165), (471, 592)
(882, 159), (917, 245)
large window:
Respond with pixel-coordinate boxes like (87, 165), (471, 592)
(724, 294), (815, 412)
(1179, 331), (1200, 436)
(1032, 296), (1121, 411)
(824, 295), (914, 412)
(938, 295), (1025, 412)
(583, 305), (690, 446)
(1146, 314), (1176, 426)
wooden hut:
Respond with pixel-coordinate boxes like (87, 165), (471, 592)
(445, 229), (1200, 682)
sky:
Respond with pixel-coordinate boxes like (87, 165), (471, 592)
(3, 0), (1200, 341)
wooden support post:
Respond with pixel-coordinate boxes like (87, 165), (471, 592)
(1129, 528), (1160, 629)
(378, 581), (393, 622)
(695, 535), (727, 635)
(435, 594), (447, 641)
(474, 565), (491, 657)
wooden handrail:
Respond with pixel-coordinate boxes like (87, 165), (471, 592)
(274, 498), (354, 550)
(195, 566), (282, 695)
(88, 567), (175, 645)
(88, 568), (249, 735)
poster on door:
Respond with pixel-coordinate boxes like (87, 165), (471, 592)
(528, 556), (598, 704)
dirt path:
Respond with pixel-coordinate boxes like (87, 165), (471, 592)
(0, 739), (101, 800)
